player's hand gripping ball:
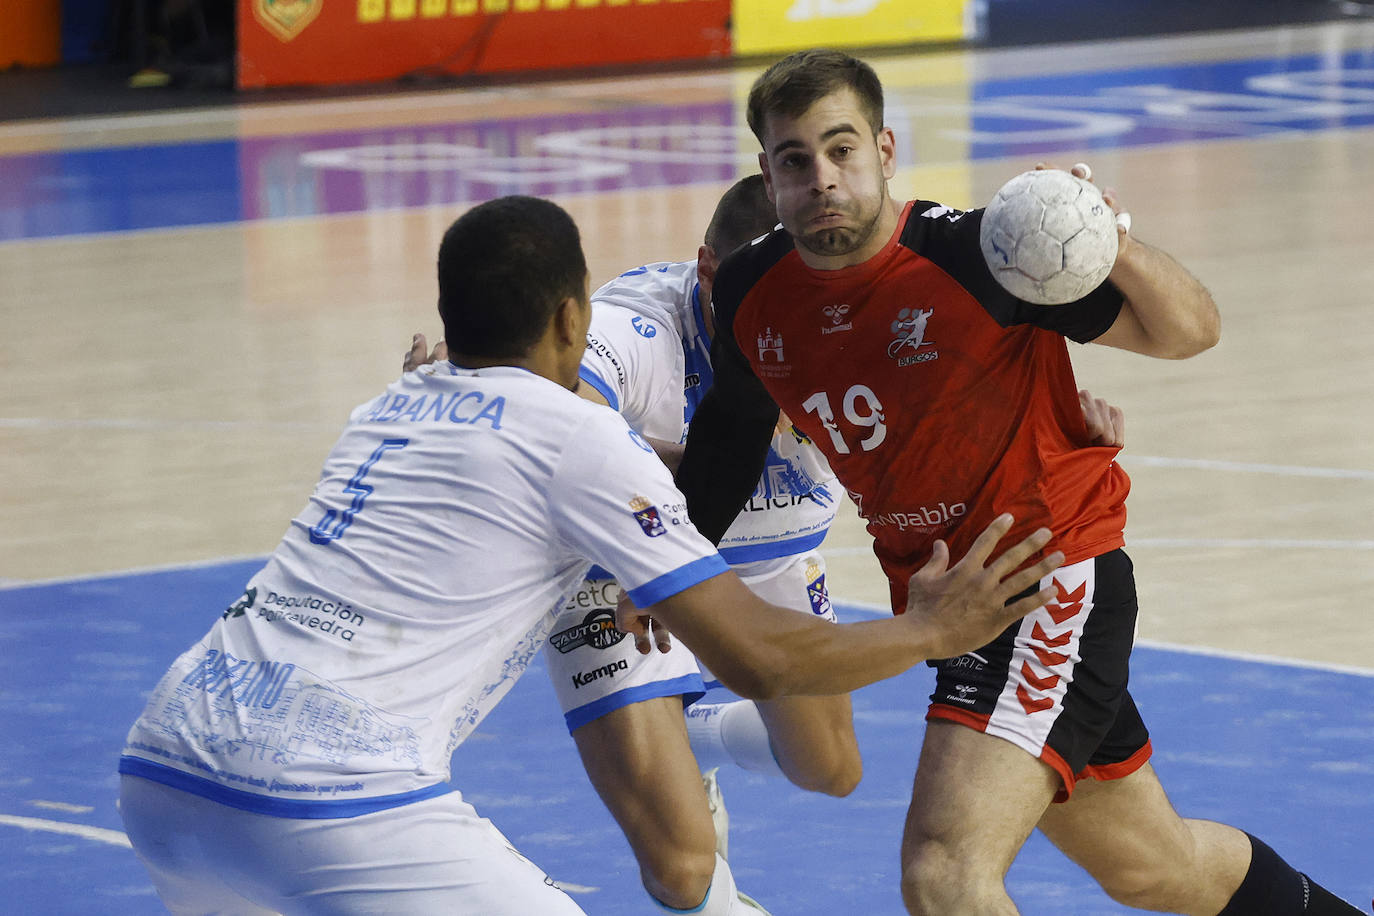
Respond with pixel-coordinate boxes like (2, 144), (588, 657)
(979, 168), (1118, 305)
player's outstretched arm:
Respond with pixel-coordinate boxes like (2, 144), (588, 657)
(624, 515), (1063, 699)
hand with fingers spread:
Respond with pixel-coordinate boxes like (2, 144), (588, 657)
(901, 514), (1064, 661)
(403, 333), (448, 373)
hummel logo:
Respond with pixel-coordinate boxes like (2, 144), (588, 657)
(821, 304), (853, 335)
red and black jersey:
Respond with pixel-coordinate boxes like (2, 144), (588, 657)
(677, 200), (1131, 612)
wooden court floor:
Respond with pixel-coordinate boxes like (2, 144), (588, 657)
(1, 24), (1372, 666)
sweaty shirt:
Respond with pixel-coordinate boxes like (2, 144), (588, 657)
(121, 362), (726, 817)
(677, 200), (1130, 612)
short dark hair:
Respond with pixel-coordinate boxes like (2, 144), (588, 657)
(703, 175), (777, 257)
(437, 196), (586, 358)
(746, 49), (884, 144)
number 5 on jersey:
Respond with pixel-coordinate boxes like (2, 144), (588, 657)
(310, 438), (409, 544)
(802, 386), (887, 454)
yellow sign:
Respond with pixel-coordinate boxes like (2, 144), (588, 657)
(253, 0), (323, 41)
(733, 0), (966, 57)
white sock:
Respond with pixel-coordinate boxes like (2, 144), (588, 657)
(649, 853), (767, 915)
(684, 701), (785, 780)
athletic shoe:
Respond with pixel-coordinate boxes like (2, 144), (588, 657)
(737, 889), (775, 914)
(702, 766), (728, 860)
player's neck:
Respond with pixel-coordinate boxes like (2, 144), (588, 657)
(794, 196), (903, 271)
(449, 346), (578, 391)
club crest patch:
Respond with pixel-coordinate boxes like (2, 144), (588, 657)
(806, 563), (832, 617)
(629, 496), (666, 537)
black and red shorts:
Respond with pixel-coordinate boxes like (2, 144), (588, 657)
(927, 549), (1152, 801)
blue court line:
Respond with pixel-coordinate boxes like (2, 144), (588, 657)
(4, 49), (1374, 242)
(0, 559), (1369, 914)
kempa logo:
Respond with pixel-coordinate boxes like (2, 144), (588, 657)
(572, 659), (629, 688)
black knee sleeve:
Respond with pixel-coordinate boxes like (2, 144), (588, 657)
(1218, 834), (1364, 915)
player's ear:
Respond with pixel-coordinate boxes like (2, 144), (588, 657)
(696, 245), (720, 306)
(697, 245), (719, 284)
(553, 294), (587, 347)
(758, 153), (776, 203)
(878, 126), (897, 180)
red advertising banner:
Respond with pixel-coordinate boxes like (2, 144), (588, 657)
(237, 0), (732, 89)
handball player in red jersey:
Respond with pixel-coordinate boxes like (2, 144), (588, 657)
(675, 48), (1363, 916)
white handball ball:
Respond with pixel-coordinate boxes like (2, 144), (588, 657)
(979, 169), (1119, 305)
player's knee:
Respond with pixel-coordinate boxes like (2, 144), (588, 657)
(900, 839), (969, 914)
(1093, 862), (1185, 911)
(792, 746), (862, 797)
(641, 846), (716, 911)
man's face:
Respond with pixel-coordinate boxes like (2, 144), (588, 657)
(757, 88), (896, 266)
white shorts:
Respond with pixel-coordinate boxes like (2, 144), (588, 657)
(118, 775), (586, 916)
(545, 552), (835, 729)
(544, 571), (705, 732)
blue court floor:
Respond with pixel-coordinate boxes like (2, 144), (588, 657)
(1, 559), (1369, 914)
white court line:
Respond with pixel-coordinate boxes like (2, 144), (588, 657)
(0, 554), (269, 591)
(822, 536), (1374, 558)
(555, 882), (599, 895)
(832, 600), (1374, 678)
(1123, 454), (1374, 481)
(1129, 536), (1374, 550)
(0, 416), (339, 432)
(5, 415), (1371, 479)
(1131, 638), (1374, 679)
(0, 815), (132, 848)
(0, 807), (597, 890)
(5, 416), (1370, 481)
(30, 800), (94, 814)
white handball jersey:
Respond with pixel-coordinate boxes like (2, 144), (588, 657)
(120, 362), (727, 818)
(578, 260), (838, 564)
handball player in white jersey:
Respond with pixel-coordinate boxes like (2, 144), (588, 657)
(118, 195), (1068, 916)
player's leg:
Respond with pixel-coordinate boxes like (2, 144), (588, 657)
(120, 775), (283, 916)
(1039, 760), (1366, 914)
(899, 720), (1060, 914)
(571, 696), (720, 909)
(546, 576), (767, 913)
(688, 551), (862, 796)
(903, 550), (1143, 913)
(120, 775), (589, 915)
(755, 693), (860, 795)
